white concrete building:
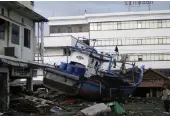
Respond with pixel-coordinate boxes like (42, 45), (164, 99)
(48, 10), (170, 70)
(0, 1), (48, 110)
(0, 1), (47, 61)
(43, 35), (89, 65)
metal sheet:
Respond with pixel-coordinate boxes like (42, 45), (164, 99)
(1, 58), (28, 67)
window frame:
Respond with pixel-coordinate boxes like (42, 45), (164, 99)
(0, 18), (5, 40)
(24, 28), (31, 48)
(11, 23), (20, 45)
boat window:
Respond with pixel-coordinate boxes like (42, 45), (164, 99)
(94, 61), (98, 69)
(91, 59), (94, 64)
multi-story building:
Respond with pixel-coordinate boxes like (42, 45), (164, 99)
(48, 10), (170, 71)
(0, 1), (48, 110)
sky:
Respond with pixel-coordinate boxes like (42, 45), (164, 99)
(34, 1), (170, 36)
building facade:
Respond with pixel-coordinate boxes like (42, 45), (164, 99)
(43, 35), (88, 65)
(48, 10), (170, 70)
(0, 1), (48, 110)
(0, 1), (47, 61)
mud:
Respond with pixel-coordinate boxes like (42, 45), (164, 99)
(3, 86), (169, 116)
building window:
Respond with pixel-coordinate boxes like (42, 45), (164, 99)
(79, 27), (82, 32)
(11, 24), (20, 45)
(157, 20), (162, 28)
(50, 26), (57, 33)
(0, 18), (5, 40)
(68, 27), (72, 33)
(1, 8), (4, 15)
(58, 27), (60, 33)
(137, 21), (142, 28)
(97, 23), (101, 30)
(91, 23), (97, 30)
(21, 18), (24, 24)
(138, 55), (143, 61)
(137, 39), (142, 44)
(101, 23), (109, 30)
(162, 20), (166, 27)
(24, 28), (31, 48)
(94, 36), (170, 47)
(158, 37), (163, 44)
(117, 22), (122, 30)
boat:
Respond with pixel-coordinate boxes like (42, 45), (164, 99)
(43, 39), (144, 100)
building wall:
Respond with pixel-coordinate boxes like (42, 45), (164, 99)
(50, 32), (89, 39)
(0, 5), (9, 55)
(0, 4), (35, 61)
(41, 35), (88, 65)
(49, 23), (90, 39)
(48, 10), (170, 69)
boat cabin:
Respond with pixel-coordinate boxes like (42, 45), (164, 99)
(57, 45), (116, 78)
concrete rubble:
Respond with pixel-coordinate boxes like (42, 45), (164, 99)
(77, 103), (111, 116)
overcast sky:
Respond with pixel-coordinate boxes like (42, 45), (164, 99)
(34, 1), (170, 36)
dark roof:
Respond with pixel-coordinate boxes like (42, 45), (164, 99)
(144, 68), (170, 80)
(139, 81), (164, 87)
(0, 55), (54, 69)
(0, 1), (48, 22)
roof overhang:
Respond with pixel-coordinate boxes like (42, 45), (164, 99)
(0, 1), (48, 22)
(0, 55), (54, 69)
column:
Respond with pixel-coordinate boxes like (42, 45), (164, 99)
(26, 77), (33, 92)
(0, 72), (9, 111)
(150, 88), (153, 97)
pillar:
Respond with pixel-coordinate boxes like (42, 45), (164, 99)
(150, 88), (153, 97)
(0, 71), (9, 111)
(26, 77), (33, 92)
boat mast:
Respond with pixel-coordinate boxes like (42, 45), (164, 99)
(107, 56), (113, 73)
(66, 46), (69, 64)
(107, 46), (119, 73)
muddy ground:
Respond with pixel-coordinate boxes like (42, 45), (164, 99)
(2, 97), (169, 116)
(5, 85), (169, 116)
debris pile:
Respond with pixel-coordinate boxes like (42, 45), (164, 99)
(11, 95), (55, 114)
(8, 86), (165, 116)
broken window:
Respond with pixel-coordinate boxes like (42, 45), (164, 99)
(24, 28), (31, 48)
(11, 23), (20, 45)
(0, 18), (5, 40)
